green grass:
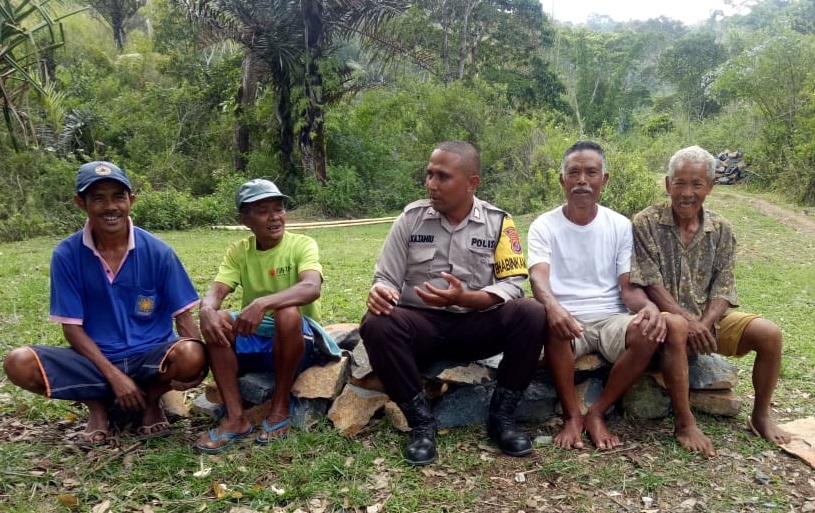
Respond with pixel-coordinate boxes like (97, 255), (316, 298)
(1, 188), (814, 512)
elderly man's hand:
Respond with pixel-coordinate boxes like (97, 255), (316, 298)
(687, 319), (717, 354)
(546, 302), (584, 341)
(632, 302), (667, 343)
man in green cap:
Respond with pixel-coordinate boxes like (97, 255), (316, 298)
(195, 179), (339, 453)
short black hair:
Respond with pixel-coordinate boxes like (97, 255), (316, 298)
(560, 140), (607, 175)
(435, 140), (481, 176)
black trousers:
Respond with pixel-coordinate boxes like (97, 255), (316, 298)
(360, 298), (547, 404)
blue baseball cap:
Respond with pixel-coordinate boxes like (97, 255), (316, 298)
(75, 161), (132, 194)
(236, 179), (291, 209)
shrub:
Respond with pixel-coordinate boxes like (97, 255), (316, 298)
(0, 151), (82, 241)
(131, 188), (194, 230)
(300, 165), (365, 218)
(601, 150), (664, 219)
(641, 114), (675, 137)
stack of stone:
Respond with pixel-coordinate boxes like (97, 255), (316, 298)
(190, 323), (743, 433)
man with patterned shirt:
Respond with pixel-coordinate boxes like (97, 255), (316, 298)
(195, 179), (339, 453)
(4, 161), (207, 446)
(360, 140), (547, 465)
(631, 145), (790, 446)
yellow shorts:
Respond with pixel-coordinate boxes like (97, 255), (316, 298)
(715, 311), (761, 356)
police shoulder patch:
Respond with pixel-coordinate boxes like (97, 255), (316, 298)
(493, 216), (527, 279)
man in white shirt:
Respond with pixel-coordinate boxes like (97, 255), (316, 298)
(528, 140), (714, 457)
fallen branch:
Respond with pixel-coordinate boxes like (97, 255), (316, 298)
(89, 441), (144, 473)
(211, 216), (398, 231)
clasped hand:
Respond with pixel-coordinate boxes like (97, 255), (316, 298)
(631, 302), (667, 343)
(200, 303), (267, 347)
(687, 319), (717, 354)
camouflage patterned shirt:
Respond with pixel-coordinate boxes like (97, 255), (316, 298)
(630, 201), (739, 321)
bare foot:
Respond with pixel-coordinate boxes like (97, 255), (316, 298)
(676, 424), (715, 457)
(748, 415), (791, 445)
(584, 413), (621, 450)
(554, 417), (585, 449)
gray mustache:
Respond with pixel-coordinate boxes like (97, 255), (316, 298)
(570, 186), (593, 194)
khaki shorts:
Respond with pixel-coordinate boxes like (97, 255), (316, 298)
(715, 311), (761, 356)
(572, 313), (635, 363)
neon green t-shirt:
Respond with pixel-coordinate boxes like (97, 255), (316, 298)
(214, 231), (322, 322)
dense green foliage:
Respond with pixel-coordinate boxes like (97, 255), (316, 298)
(1, 0), (814, 241)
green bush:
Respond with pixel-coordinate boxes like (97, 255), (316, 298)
(300, 165), (365, 217)
(192, 172), (247, 226)
(0, 151), (83, 241)
(131, 188), (194, 230)
(641, 114), (675, 137)
(601, 150), (664, 219)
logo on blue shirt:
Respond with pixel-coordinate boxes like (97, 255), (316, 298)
(135, 295), (157, 317)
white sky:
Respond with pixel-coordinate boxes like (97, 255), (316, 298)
(546, 0), (744, 25)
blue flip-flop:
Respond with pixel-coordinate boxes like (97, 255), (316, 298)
(256, 402), (294, 445)
(195, 424), (254, 454)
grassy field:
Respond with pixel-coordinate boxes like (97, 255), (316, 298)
(0, 188), (814, 512)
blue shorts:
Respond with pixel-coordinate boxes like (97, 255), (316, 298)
(27, 339), (197, 401)
(233, 316), (315, 375)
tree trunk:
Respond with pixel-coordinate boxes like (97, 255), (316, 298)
(270, 63), (297, 189)
(300, 0), (328, 185)
(112, 10), (125, 51)
(233, 54), (258, 172)
(457, 0), (479, 80)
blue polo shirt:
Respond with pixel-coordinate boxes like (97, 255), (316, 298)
(49, 221), (200, 360)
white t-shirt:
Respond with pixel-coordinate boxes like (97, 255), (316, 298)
(527, 205), (631, 321)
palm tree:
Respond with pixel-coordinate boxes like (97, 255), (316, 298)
(175, 0), (408, 185)
(85, 0), (143, 51)
(0, 0), (82, 150)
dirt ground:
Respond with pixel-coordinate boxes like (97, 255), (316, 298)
(715, 190), (815, 238)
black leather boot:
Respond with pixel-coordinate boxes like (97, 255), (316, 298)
(487, 385), (533, 456)
(397, 392), (437, 466)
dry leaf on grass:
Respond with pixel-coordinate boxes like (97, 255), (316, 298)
(57, 494), (78, 508)
(90, 500), (111, 513)
(212, 481), (228, 498)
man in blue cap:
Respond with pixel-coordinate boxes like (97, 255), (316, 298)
(195, 179), (339, 453)
(3, 161), (208, 446)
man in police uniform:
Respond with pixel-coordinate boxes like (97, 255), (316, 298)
(360, 140), (548, 466)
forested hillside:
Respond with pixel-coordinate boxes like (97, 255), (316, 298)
(2, 0), (814, 241)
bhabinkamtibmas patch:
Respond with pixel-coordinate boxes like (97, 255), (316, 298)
(493, 216), (527, 279)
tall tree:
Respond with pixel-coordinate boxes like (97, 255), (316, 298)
(393, 0), (567, 113)
(555, 27), (651, 134)
(657, 31), (726, 124)
(86, 0), (142, 50)
(175, 0), (407, 185)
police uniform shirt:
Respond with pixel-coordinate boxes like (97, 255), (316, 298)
(372, 197), (528, 313)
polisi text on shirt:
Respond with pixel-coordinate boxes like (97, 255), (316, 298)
(470, 238), (497, 249)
